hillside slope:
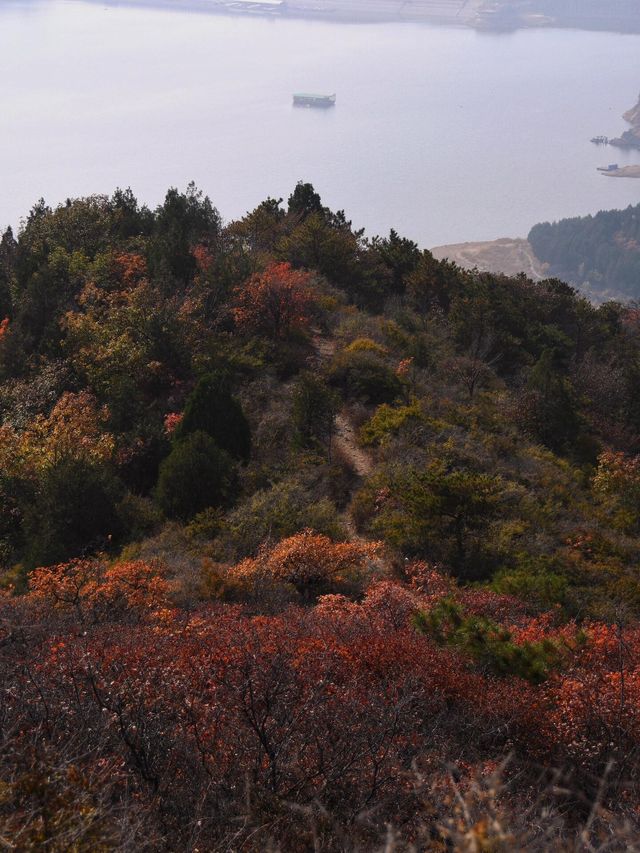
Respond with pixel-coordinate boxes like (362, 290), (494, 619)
(3, 183), (640, 849)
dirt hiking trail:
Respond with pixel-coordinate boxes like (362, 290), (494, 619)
(312, 332), (377, 543)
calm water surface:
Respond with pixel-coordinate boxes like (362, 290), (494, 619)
(1, 0), (640, 245)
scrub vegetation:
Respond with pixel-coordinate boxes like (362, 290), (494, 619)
(2, 183), (640, 850)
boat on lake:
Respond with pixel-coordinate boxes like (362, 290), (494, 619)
(293, 93), (336, 108)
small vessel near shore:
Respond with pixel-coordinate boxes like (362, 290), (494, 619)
(293, 93), (336, 108)
(591, 135), (609, 145)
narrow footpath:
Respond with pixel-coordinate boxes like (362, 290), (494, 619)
(312, 332), (376, 543)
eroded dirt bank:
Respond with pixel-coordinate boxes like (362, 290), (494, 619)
(431, 237), (547, 280)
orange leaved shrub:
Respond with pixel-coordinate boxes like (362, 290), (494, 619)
(231, 530), (383, 596)
(29, 558), (172, 624)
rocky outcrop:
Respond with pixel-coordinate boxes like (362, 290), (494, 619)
(611, 92), (640, 150)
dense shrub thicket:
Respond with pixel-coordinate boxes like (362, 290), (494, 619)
(3, 555), (640, 850)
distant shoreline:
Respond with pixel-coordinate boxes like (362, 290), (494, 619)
(78, 0), (640, 32)
(77, 0), (474, 26)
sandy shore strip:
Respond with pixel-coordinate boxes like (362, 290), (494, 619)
(602, 165), (640, 178)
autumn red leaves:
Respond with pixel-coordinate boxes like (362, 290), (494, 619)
(232, 261), (314, 341)
(15, 544), (640, 782)
(3, 537), (640, 847)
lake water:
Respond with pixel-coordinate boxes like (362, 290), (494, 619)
(1, 0), (640, 246)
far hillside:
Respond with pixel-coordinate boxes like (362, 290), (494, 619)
(529, 0), (640, 30)
(528, 202), (640, 302)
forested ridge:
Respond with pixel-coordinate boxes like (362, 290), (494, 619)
(3, 183), (640, 850)
(529, 202), (640, 301)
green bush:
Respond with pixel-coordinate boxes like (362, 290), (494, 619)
(343, 337), (388, 357)
(414, 599), (569, 684)
(216, 478), (343, 560)
(156, 431), (238, 521)
(492, 559), (568, 609)
(356, 461), (505, 579)
(329, 349), (402, 405)
(186, 507), (226, 540)
(116, 492), (163, 540)
(359, 400), (429, 447)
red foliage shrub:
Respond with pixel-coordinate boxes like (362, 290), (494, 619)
(113, 252), (148, 288)
(232, 261), (314, 339)
(192, 243), (214, 274)
(542, 622), (640, 776)
(163, 411), (183, 436)
(2, 558), (639, 848)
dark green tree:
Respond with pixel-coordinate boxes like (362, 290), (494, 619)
(156, 431), (237, 521)
(517, 348), (583, 455)
(373, 461), (504, 579)
(373, 229), (420, 294)
(174, 373), (251, 461)
(109, 187), (153, 241)
(0, 227), (16, 319)
(0, 474), (32, 572)
(149, 183), (221, 285)
(292, 372), (339, 450)
(406, 252), (462, 315)
(23, 458), (123, 569)
(279, 212), (359, 287)
(232, 197), (285, 258)
(287, 181), (324, 220)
